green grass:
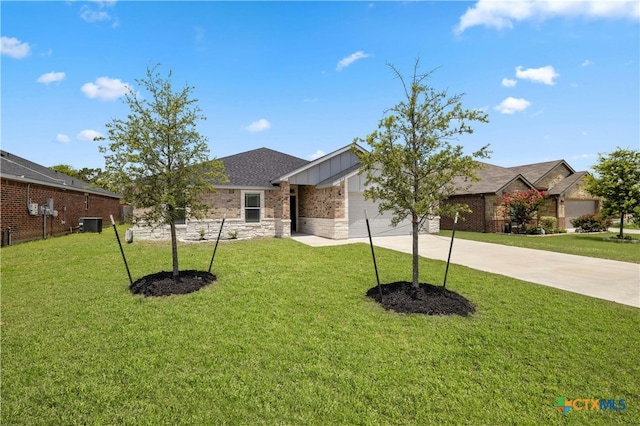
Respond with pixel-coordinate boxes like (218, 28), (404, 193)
(439, 230), (640, 263)
(2, 229), (638, 425)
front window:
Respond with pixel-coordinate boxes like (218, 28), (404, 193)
(244, 193), (261, 222)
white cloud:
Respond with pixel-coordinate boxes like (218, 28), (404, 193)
(581, 59), (594, 67)
(77, 129), (103, 141)
(81, 77), (131, 100)
(37, 71), (66, 84)
(80, 6), (111, 23)
(80, 1), (119, 27)
(455, 0), (640, 33)
(308, 150), (326, 160)
(515, 65), (559, 85)
(1, 36), (30, 59)
(336, 51), (371, 71)
(245, 118), (271, 133)
(495, 97), (531, 114)
(502, 78), (517, 87)
(56, 134), (70, 144)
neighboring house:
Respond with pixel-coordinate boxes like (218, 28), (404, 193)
(440, 159), (600, 232)
(0, 150), (122, 245)
(133, 144), (439, 241)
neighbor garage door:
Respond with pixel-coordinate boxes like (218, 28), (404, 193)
(348, 192), (412, 238)
(565, 200), (599, 227)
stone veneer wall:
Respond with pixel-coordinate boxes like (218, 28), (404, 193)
(132, 184), (293, 240)
(537, 163), (572, 190)
(132, 218), (278, 241)
(298, 218), (349, 239)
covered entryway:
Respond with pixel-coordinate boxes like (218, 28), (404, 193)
(565, 199), (599, 226)
(348, 192), (412, 238)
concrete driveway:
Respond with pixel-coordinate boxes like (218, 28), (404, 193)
(292, 233), (640, 308)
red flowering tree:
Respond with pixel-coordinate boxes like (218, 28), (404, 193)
(502, 189), (548, 232)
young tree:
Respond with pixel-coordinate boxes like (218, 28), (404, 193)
(99, 65), (228, 279)
(353, 60), (490, 288)
(585, 148), (640, 238)
(501, 189), (548, 233)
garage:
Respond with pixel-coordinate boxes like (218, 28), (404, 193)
(565, 199), (599, 227)
(348, 192), (413, 238)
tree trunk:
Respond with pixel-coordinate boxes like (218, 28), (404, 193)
(412, 213), (419, 289)
(169, 219), (180, 279)
(619, 211), (625, 238)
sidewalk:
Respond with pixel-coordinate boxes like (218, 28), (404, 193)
(292, 233), (640, 308)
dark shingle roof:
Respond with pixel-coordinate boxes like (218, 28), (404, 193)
(218, 147), (309, 187)
(508, 160), (574, 186)
(0, 150), (120, 198)
(548, 171), (587, 195)
(452, 162), (534, 195)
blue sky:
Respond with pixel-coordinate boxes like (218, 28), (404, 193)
(2, 1), (638, 173)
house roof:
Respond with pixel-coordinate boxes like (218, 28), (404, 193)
(277, 143), (365, 182)
(508, 160), (575, 186)
(0, 150), (120, 198)
(217, 147), (309, 188)
(452, 162), (535, 195)
(547, 170), (587, 195)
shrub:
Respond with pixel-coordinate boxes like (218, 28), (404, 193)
(502, 189), (547, 231)
(539, 216), (557, 234)
(571, 213), (612, 232)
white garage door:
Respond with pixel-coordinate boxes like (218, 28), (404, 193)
(348, 192), (413, 238)
(566, 200), (599, 226)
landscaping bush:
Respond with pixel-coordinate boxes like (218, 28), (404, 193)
(538, 216), (557, 234)
(571, 213), (612, 232)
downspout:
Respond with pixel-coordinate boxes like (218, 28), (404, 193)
(482, 194), (487, 232)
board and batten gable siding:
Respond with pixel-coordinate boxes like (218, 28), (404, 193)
(287, 150), (360, 186)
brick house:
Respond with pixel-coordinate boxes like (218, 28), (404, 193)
(441, 159), (600, 232)
(134, 144), (439, 241)
(0, 150), (121, 245)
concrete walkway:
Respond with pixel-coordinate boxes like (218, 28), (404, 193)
(292, 233), (640, 308)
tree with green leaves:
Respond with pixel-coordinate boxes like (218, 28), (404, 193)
(585, 147), (640, 238)
(353, 60), (490, 288)
(51, 164), (107, 187)
(99, 65), (228, 279)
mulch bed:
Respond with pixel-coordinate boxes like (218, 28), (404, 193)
(366, 281), (475, 316)
(130, 270), (216, 297)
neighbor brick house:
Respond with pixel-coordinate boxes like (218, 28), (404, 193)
(0, 150), (121, 245)
(133, 144), (439, 241)
(440, 159), (600, 232)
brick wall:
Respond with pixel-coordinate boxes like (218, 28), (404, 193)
(298, 182), (345, 219)
(198, 189), (242, 219)
(133, 186), (292, 240)
(440, 195), (486, 232)
(0, 178), (121, 243)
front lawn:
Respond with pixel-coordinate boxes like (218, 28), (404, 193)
(1, 230), (638, 424)
(439, 230), (640, 263)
